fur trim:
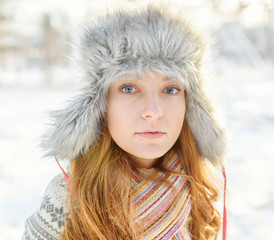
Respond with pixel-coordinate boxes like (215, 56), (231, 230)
(41, 4), (226, 166)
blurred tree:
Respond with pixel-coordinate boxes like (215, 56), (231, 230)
(0, 0), (13, 69)
(42, 13), (54, 86)
(262, 0), (274, 60)
(42, 13), (67, 87)
(235, 0), (249, 24)
(263, 0), (274, 24)
(211, 0), (220, 13)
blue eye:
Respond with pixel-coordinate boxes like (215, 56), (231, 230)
(122, 86), (135, 93)
(165, 87), (178, 94)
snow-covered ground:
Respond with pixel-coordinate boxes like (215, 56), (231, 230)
(0, 66), (274, 240)
(214, 66), (274, 239)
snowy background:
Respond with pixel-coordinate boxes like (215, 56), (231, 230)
(1, 0), (274, 239)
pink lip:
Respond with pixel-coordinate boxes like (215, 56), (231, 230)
(135, 131), (166, 139)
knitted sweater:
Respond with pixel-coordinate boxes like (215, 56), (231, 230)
(22, 153), (191, 240)
(22, 174), (69, 240)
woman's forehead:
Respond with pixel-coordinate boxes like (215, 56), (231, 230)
(114, 72), (182, 84)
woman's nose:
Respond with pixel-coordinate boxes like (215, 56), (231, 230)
(141, 94), (163, 120)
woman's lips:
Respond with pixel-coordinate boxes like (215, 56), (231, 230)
(135, 131), (166, 139)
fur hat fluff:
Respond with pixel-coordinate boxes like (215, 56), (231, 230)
(41, 4), (226, 166)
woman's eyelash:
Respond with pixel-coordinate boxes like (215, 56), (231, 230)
(165, 85), (182, 92)
(164, 86), (182, 94)
(119, 84), (182, 94)
(169, 86), (181, 91)
(120, 83), (138, 93)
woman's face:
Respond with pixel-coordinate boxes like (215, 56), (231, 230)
(107, 71), (186, 168)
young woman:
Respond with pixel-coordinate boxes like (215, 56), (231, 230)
(23, 3), (226, 240)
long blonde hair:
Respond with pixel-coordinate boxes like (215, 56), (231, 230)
(61, 122), (221, 240)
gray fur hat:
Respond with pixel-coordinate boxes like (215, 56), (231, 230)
(41, 4), (226, 166)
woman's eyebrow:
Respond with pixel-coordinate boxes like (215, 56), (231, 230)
(116, 75), (179, 83)
(163, 77), (177, 81)
(162, 77), (183, 84)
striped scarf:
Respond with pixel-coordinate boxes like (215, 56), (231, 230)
(131, 151), (192, 240)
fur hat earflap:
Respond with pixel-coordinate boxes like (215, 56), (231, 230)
(41, 3), (226, 166)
